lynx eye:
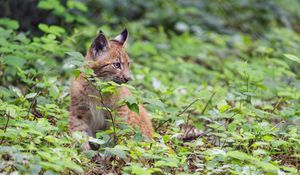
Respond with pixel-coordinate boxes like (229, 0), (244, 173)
(113, 62), (122, 69)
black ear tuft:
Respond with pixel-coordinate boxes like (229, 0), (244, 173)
(113, 28), (128, 46)
(91, 32), (108, 56)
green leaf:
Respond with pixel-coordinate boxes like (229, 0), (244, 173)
(81, 68), (94, 76)
(25, 93), (37, 99)
(67, 1), (88, 12)
(64, 160), (84, 173)
(44, 136), (58, 143)
(105, 146), (128, 159)
(4, 55), (26, 68)
(254, 161), (279, 172)
(124, 96), (140, 113)
(38, 24), (49, 33)
(154, 160), (178, 168)
(284, 54), (300, 64)
(133, 132), (143, 142)
(0, 18), (19, 29)
(37, 151), (53, 161)
(44, 170), (59, 175)
(40, 161), (62, 171)
(262, 135), (273, 142)
(38, 24), (65, 36)
(73, 69), (81, 78)
(88, 137), (106, 145)
(38, 0), (55, 9)
(126, 102), (139, 114)
(66, 51), (84, 61)
(131, 165), (151, 175)
(228, 151), (279, 172)
(227, 151), (253, 161)
(280, 165), (298, 173)
(29, 164), (42, 175)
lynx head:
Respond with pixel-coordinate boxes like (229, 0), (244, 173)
(86, 29), (131, 84)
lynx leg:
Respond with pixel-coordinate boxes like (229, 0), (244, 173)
(69, 114), (93, 151)
(117, 105), (153, 139)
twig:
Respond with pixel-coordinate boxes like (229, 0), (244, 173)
(85, 75), (117, 146)
(271, 120), (285, 131)
(155, 118), (172, 131)
(245, 75), (251, 103)
(271, 97), (282, 113)
(26, 91), (41, 118)
(0, 113), (11, 145)
(155, 98), (201, 130)
(177, 98), (200, 116)
(200, 92), (216, 115)
(98, 91), (117, 146)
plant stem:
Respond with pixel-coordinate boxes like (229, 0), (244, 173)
(0, 113), (11, 145)
(200, 92), (216, 115)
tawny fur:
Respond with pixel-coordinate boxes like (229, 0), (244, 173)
(68, 30), (153, 150)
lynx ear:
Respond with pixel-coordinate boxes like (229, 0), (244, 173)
(91, 30), (108, 57)
(113, 28), (128, 46)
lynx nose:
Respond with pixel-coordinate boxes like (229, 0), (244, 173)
(123, 75), (132, 83)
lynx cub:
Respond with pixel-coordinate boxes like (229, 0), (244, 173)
(68, 29), (153, 150)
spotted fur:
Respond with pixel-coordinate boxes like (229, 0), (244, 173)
(69, 29), (153, 150)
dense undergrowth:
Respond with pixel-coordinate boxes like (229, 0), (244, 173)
(0, 0), (300, 174)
